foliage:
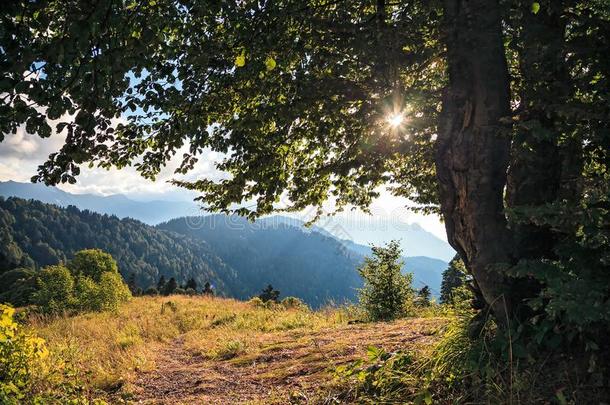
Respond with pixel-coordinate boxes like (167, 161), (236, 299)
(357, 241), (414, 321)
(337, 312), (610, 403)
(281, 296), (307, 310)
(163, 277), (178, 296)
(33, 265), (75, 314)
(202, 282), (214, 296)
(258, 284), (280, 303)
(0, 268), (37, 307)
(32, 250), (130, 315)
(415, 286), (432, 307)
(0, 304), (48, 403)
(67, 249), (118, 281)
(0, 198), (234, 298)
(439, 255), (468, 305)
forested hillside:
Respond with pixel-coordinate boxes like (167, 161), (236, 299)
(1, 198), (370, 306)
(0, 197), (238, 295)
(158, 215), (365, 305)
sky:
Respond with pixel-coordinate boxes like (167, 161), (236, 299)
(0, 125), (448, 241)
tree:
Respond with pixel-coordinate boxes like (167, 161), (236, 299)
(440, 255), (468, 305)
(127, 273), (139, 295)
(358, 241), (413, 321)
(202, 282), (214, 296)
(185, 277), (197, 291)
(2, 1), (608, 329)
(163, 277), (178, 296)
(33, 265), (74, 314)
(67, 249), (119, 282)
(415, 286), (431, 307)
(156, 276), (166, 292)
(258, 285), (280, 303)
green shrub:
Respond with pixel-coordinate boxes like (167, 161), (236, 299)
(0, 304), (48, 403)
(358, 241), (414, 321)
(95, 272), (131, 311)
(281, 296), (307, 310)
(0, 268), (37, 307)
(33, 265), (75, 314)
(32, 250), (131, 315)
(67, 249), (119, 281)
(247, 297), (265, 308)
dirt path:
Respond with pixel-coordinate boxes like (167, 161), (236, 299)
(130, 318), (444, 404)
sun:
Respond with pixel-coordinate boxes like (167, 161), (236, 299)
(386, 113), (404, 128)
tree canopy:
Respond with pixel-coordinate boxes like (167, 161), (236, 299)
(2, 1), (609, 335)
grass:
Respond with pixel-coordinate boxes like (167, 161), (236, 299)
(24, 295), (447, 403)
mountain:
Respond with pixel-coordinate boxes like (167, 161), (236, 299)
(0, 197), (239, 295)
(312, 215), (455, 261)
(157, 215), (364, 306)
(0, 181), (453, 260)
(333, 239), (446, 296)
(0, 181), (199, 224)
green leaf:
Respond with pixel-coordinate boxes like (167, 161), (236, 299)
(265, 56), (276, 71)
(531, 2), (541, 14)
(235, 50), (246, 67)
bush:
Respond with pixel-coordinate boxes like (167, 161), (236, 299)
(67, 249), (119, 281)
(33, 265), (75, 314)
(281, 296), (307, 310)
(0, 304), (48, 403)
(247, 297), (265, 308)
(358, 241), (414, 321)
(32, 250), (131, 315)
(0, 268), (37, 307)
(144, 287), (159, 296)
(95, 272), (131, 312)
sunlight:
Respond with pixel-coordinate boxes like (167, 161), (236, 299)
(386, 113), (404, 128)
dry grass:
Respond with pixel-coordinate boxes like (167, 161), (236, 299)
(28, 295), (447, 403)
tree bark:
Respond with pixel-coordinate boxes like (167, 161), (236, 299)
(436, 0), (514, 320)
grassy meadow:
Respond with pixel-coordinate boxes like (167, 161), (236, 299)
(22, 295), (447, 403)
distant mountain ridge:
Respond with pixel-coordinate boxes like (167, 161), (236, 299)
(0, 180), (199, 225)
(0, 181), (454, 261)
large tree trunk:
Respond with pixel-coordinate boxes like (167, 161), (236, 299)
(436, 0), (514, 320)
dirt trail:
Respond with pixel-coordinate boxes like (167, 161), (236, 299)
(131, 318), (444, 404)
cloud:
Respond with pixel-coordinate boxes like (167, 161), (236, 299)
(0, 122), (227, 200)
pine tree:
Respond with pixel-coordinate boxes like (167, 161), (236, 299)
(163, 277), (177, 296)
(440, 255), (468, 305)
(416, 286), (431, 307)
(127, 273), (138, 296)
(185, 277), (197, 291)
(202, 282), (214, 296)
(156, 275), (166, 292)
(258, 284), (280, 303)
(357, 240), (414, 321)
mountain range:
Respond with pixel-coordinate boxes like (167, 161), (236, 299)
(0, 181), (451, 304)
(0, 181), (454, 261)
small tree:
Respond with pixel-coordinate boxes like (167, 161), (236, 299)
(258, 284), (280, 303)
(33, 265), (74, 314)
(440, 255), (468, 305)
(185, 277), (197, 291)
(202, 282), (214, 296)
(127, 273), (139, 296)
(67, 249), (118, 281)
(157, 275), (166, 291)
(415, 285), (432, 307)
(144, 287), (159, 296)
(163, 277), (178, 296)
(358, 241), (414, 321)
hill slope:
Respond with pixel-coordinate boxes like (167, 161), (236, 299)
(0, 197), (238, 294)
(0, 180), (198, 224)
(158, 215), (364, 306)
